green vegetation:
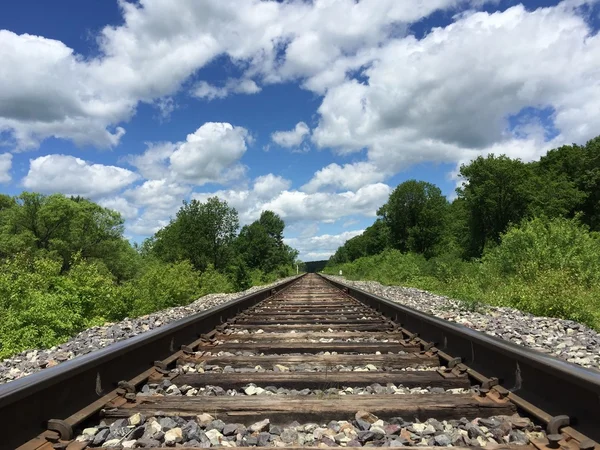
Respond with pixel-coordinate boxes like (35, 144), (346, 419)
(325, 137), (600, 329)
(0, 194), (299, 358)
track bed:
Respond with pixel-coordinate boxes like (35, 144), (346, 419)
(11, 275), (600, 449)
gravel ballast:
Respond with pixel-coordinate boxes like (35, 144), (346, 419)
(74, 410), (543, 447)
(0, 277), (296, 385)
(325, 276), (600, 371)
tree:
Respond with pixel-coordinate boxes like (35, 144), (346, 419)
(151, 197), (239, 272)
(379, 180), (448, 258)
(235, 210), (296, 273)
(0, 193), (135, 278)
(537, 138), (600, 230)
(457, 155), (535, 257)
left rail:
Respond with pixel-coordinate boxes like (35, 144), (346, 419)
(0, 275), (303, 450)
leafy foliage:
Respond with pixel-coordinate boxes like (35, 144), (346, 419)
(326, 137), (600, 330)
(0, 193), (299, 358)
(380, 180), (448, 257)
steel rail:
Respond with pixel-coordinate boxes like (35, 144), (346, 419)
(320, 274), (600, 441)
(0, 275), (303, 450)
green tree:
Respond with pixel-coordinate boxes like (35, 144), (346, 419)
(458, 155), (535, 257)
(152, 197), (239, 271)
(235, 210), (297, 273)
(379, 180), (448, 258)
(537, 138), (600, 230)
(0, 193), (137, 279)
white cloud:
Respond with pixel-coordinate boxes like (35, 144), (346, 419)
(128, 122), (249, 185)
(285, 229), (364, 260)
(2, 0), (477, 149)
(0, 153), (12, 183)
(98, 196), (139, 220)
(312, 3), (600, 172)
(0, 0), (564, 154)
(271, 122), (310, 148)
(169, 122), (248, 185)
(124, 179), (190, 211)
(22, 154), (139, 198)
(126, 142), (177, 180)
(194, 178), (390, 225)
(124, 179), (192, 236)
(192, 78), (261, 100)
(302, 162), (385, 193)
(263, 183), (390, 222)
(253, 174), (292, 199)
(0, 30), (128, 150)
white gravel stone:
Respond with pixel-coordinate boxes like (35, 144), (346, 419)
(325, 275), (600, 371)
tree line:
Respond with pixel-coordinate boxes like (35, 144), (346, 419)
(326, 136), (600, 329)
(0, 194), (299, 358)
(330, 137), (600, 264)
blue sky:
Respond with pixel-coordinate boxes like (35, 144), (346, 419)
(1, 0), (599, 260)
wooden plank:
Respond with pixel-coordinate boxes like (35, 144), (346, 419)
(154, 446), (536, 450)
(239, 314), (381, 321)
(260, 302), (358, 307)
(172, 371), (470, 389)
(247, 311), (375, 316)
(217, 331), (407, 341)
(105, 394), (516, 423)
(236, 319), (389, 325)
(229, 324), (395, 331)
(179, 353), (438, 368)
(198, 342), (418, 353)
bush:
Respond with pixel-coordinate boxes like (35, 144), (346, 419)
(0, 254), (120, 358)
(124, 259), (201, 316)
(325, 217), (600, 329)
(483, 216), (600, 285)
(198, 264), (234, 296)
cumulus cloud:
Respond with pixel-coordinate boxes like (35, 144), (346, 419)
(302, 162), (385, 193)
(123, 179), (192, 235)
(22, 154), (139, 198)
(0, 31), (128, 150)
(285, 229), (364, 260)
(98, 197), (139, 220)
(1, 0), (475, 149)
(0, 153), (12, 183)
(271, 122), (310, 148)
(194, 177), (390, 225)
(312, 3), (600, 172)
(192, 78), (261, 100)
(127, 122), (249, 185)
(170, 123), (248, 185)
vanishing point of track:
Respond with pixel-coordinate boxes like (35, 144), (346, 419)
(3, 274), (600, 449)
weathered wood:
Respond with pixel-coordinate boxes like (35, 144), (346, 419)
(172, 371), (469, 389)
(217, 331), (407, 341)
(259, 302), (358, 307)
(197, 342), (418, 353)
(238, 314), (381, 321)
(236, 318), (390, 325)
(229, 324), (395, 331)
(153, 447), (536, 450)
(247, 310), (374, 316)
(179, 353), (438, 368)
(105, 394), (516, 423)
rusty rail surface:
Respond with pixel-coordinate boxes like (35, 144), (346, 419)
(2, 273), (599, 450)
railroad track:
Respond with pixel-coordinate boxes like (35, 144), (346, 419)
(3, 274), (600, 449)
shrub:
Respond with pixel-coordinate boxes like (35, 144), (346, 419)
(125, 259), (201, 316)
(198, 264), (233, 296)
